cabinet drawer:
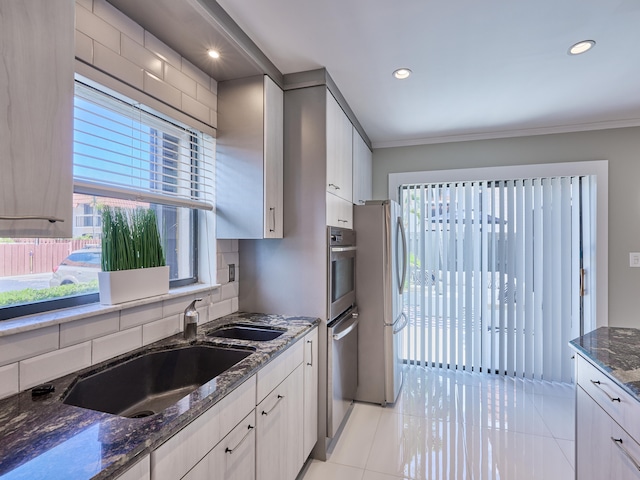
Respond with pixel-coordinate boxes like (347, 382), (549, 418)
(577, 355), (640, 441)
(183, 410), (256, 480)
(257, 340), (304, 403)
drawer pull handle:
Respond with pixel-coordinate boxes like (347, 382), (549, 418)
(225, 425), (254, 454)
(590, 380), (621, 402)
(329, 183), (341, 190)
(307, 339), (313, 366)
(612, 437), (640, 471)
(262, 394), (284, 415)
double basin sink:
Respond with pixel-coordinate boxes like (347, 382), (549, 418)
(62, 324), (285, 418)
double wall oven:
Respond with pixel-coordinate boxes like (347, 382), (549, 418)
(327, 226), (359, 438)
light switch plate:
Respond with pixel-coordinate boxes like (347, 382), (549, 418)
(630, 253), (640, 267)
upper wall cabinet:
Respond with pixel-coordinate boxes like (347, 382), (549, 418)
(0, 0), (74, 238)
(216, 75), (284, 239)
(326, 92), (353, 203)
(352, 126), (372, 205)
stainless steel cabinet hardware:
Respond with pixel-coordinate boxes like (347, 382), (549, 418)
(307, 339), (313, 366)
(612, 437), (640, 471)
(333, 315), (359, 341)
(262, 395), (284, 415)
(225, 425), (254, 454)
(590, 379), (622, 402)
(0, 215), (64, 223)
(269, 207), (275, 232)
(338, 219), (348, 223)
(328, 183), (341, 190)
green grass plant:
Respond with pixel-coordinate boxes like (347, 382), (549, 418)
(101, 207), (165, 272)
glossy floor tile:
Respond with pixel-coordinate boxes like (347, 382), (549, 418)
(300, 365), (576, 480)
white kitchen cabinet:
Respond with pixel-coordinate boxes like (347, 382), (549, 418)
(303, 326), (318, 460)
(151, 376), (256, 480)
(216, 75), (284, 239)
(183, 411), (256, 480)
(326, 92), (353, 203)
(352, 127), (372, 205)
(115, 455), (150, 480)
(0, 0), (74, 237)
(575, 354), (640, 479)
(256, 364), (304, 480)
(326, 192), (353, 229)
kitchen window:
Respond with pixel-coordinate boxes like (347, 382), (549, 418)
(0, 81), (215, 321)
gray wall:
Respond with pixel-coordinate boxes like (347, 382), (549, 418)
(373, 126), (640, 328)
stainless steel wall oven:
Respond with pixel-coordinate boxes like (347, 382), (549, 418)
(328, 226), (356, 322)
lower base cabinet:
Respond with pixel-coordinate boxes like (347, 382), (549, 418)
(183, 411), (256, 480)
(256, 364), (304, 480)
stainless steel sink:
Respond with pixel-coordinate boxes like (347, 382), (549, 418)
(207, 324), (285, 341)
(62, 345), (253, 418)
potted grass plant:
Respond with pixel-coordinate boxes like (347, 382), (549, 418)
(97, 206), (169, 305)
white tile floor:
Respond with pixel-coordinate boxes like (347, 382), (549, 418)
(300, 364), (575, 480)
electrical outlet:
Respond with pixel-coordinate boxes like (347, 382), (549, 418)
(229, 264), (235, 282)
(630, 253), (640, 268)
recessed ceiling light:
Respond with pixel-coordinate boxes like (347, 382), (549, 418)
(568, 40), (595, 55)
(207, 49), (220, 59)
(393, 68), (412, 80)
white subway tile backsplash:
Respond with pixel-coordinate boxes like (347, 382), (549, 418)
(181, 58), (211, 89)
(60, 312), (119, 348)
(75, 30), (94, 63)
(94, 43), (144, 90)
(206, 288), (222, 305)
(120, 303), (163, 330)
(216, 268), (229, 285)
(0, 363), (19, 400)
(121, 35), (163, 78)
(20, 342), (92, 391)
(163, 295), (196, 317)
(144, 32), (181, 69)
(209, 299), (233, 321)
(164, 64), (197, 98)
(92, 327), (142, 364)
(93, 0), (144, 45)
(181, 93), (210, 124)
(221, 282), (239, 301)
(76, 0), (93, 13)
(196, 84), (217, 110)
(220, 252), (240, 268)
(210, 78), (218, 94)
(76, 3), (121, 54)
(231, 297), (239, 313)
(210, 109), (217, 130)
(216, 239), (232, 253)
(0, 326), (59, 367)
(144, 71), (181, 109)
(142, 316), (180, 346)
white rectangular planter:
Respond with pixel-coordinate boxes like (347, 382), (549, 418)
(98, 266), (170, 305)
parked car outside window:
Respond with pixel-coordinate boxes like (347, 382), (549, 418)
(49, 248), (101, 287)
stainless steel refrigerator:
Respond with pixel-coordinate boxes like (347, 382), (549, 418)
(354, 199), (408, 406)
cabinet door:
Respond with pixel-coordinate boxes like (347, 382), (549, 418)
(326, 192), (353, 229)
(352, 127), (372, 205)
(326, 92), (353, 203)
(256, 364), (304, 480)
(183, 411), (256, 480)
(0, 0), (74, 237)
(303, 327), (319, 460)
(577, 386), (615, 480)
(116, 455), (150, 480)
(263, 76), (284, 238)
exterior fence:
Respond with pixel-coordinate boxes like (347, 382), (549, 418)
(0, 240), (98, 276)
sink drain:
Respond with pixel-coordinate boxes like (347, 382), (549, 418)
(128, 410), (155, 419)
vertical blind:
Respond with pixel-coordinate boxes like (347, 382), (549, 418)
(401, 176), (593, 382)
(73, 81), (215, 210)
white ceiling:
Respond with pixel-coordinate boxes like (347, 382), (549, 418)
(216, 0), (640, 148)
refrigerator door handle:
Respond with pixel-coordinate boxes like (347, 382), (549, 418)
(396, 216), (408, 294)
(392, 312), (408, 334)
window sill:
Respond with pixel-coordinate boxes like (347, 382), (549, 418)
(0, 283), (222, 338)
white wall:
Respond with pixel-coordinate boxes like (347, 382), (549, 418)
(0, 0), (237, 400)
(373, 126), (640, 329)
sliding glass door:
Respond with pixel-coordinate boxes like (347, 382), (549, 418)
(401, 176), (594, 382)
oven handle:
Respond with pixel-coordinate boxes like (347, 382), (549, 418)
(330, 246), (357, 253)
(385, 311), (408, 334)
(332, 312), (359, 341)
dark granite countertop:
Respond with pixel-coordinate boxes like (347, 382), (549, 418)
(0, 312), (319, 480)
(570, 326), (640, 403)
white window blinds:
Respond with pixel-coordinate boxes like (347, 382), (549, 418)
(73, 82), (215, 210)
(401, 176), (593, 382)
